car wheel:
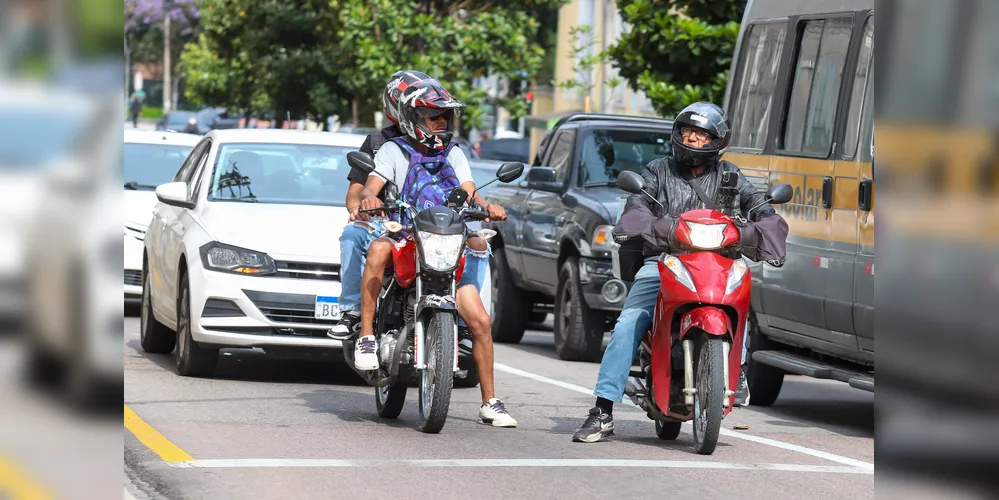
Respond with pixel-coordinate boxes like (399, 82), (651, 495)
(175, 272), (218, 377)
(554, 257), (604, 362)
(140, 260), (176, 354)
(746, 311), (784, 406)
(489, 251), (528, 344)
(454, 354), (479, 388)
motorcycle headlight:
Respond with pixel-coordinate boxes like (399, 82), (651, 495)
(685, 221), (727, 250)
(418, 232), (464, 271)
(199, 242), (276, 275)
(725, 259), (749, 295)
(661, 255), (696, 293)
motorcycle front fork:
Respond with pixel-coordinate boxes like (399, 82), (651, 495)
(681, 338), (734, 409)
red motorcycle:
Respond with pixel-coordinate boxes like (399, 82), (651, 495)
(614, 170), (791, 454)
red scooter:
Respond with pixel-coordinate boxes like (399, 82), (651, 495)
(615, 170), (791, 454)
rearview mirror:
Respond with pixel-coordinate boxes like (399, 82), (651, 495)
(496, 162), (525, 183)
(767, 183), (793, 205)
(156, 182), (194, 209)
(616, 171), (645, 195)
(346, 151), (375, 175)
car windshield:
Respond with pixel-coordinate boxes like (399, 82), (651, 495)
(208, 142), (356, 206)
(124, 143), (194, 189)
(0, 107), (91, 167)
(578, 128), (672, 185)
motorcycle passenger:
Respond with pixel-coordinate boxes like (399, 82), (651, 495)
(571, 102), (789, 443)
(355, 72), (517, 428)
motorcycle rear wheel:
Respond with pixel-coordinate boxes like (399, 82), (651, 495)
(692, 335), (725, 455)
(418, 312), (456, 433)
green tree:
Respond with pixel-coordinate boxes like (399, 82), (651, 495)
(605, 0), (745, 117)
(556, 25), (622, 112)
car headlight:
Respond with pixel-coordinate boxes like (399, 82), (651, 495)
(725, 259), (749, 295)
(199, 242), (276, 275)
(592, 225), (617, 252)
(661, 254), (696, 292)
(418, 232), (464, 271)
(685, 221), (727, 250)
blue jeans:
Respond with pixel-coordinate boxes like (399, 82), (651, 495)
(338, 219), (489, 313)
(593, 259), (661, 403)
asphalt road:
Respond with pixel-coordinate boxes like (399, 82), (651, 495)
(123, 315), (874, 500)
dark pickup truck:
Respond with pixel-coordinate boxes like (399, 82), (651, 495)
(483, 113), (674, 361)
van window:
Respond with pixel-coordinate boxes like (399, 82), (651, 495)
(844, 17), (874, 160)
(546, 129), (577, 183)
(782, 17), (853, 156)
(730, 22), (787, 150)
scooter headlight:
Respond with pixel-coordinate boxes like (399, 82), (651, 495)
(418, 232), (464, 271)
(725, 259), (749, 295)
(661, 255), (696, 293)
(685, 221), (727, 250)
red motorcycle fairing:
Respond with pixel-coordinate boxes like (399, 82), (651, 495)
(391, 236), (466, 289)
(648, 250), (753, 417)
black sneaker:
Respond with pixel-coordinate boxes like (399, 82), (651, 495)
(572, 407), (614, 443)
(327, 311), (360, 340)
(734, 365), (751, 407)
(458, 325), (473, 356)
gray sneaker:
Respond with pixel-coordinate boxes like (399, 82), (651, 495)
(572, 407), (614, 443)
(327, 311), (360, 340)
(734, 365), (751, 407)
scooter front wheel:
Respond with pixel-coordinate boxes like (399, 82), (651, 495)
(692, 335), (725, 455)
(418, 312), (456, 433)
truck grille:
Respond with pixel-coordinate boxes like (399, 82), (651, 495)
(273, 261), (340, 281)
(124, 270), (142, 287)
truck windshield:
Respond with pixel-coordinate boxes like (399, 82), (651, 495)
(579, 128), (671, 186)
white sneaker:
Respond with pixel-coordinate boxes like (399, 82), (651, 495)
(353, 335), (379, 371)
(479, 398), (517, 428)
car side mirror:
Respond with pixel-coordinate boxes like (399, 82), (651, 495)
(346, 151), (375, 175)
(496, 162), (525, 183)
(525, 166), (560, 192)
(767, 183), (793, 205)
(616, 170), (645, 194)
(156, 182), (195, 209)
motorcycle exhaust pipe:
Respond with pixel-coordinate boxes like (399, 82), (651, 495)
(682, 339), (696, 407)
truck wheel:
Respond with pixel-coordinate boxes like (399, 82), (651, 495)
(554, 257), (605, 362)
(490, 251), (528, 344)
(746, 313), (785, 406)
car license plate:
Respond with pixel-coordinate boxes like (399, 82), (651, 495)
(314, 296), (341, 320)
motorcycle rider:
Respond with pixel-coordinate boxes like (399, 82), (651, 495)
(355, 72), (517, 428)
(328, 70), (484, 351)
(571, 102), (789, 443)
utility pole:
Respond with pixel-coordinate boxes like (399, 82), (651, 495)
(162, 0), (172, 113)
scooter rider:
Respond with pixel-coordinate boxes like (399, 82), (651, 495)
(355, 72), (517, 428)
(571, 102), (789, 443)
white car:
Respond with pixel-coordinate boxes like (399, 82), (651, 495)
(123, 130), (200, 304)
(141, 129), (367, 376)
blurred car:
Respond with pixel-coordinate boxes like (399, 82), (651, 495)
(477, 137), (530, 163)
(140, 129), (366, 377)
(123, 130), (200, 304)
(156, 111), (200, 134)
(22, 92), (123, 407)
(196, 107), (240, 132)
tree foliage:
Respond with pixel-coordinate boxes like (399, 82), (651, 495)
(179, 0), (566, 129)
(605, 0), (745, 117)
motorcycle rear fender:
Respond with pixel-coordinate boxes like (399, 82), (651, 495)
(679, 306), (732, 340)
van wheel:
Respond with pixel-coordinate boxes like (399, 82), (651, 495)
(554, 257), (604, 362)
(489, 251), (528, 344)
(746, 313), (784, 406)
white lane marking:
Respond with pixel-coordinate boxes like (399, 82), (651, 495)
(169, 458), (870, 474)
(494, 362), (874, 472)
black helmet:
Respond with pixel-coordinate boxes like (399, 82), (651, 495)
(670, 102), (731, 168)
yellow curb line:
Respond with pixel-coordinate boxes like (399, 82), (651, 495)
(124, 404), (194, 463)
(0, 454), (51, 500)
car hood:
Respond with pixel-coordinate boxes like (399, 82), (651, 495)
(199, 202), (348, 262)
(124, 190), (158, 228)
(580, 185), (630, 223)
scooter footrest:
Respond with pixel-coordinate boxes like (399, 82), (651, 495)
(628, 369), (645, 378)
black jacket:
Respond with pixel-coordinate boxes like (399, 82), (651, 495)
(613, 156), (789, 264)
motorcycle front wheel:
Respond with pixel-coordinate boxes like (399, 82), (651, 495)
(418, 312), (456, 433)
(692, 335), (725, 455)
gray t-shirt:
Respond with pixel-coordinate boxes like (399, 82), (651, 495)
(371, 140), (473, 191)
